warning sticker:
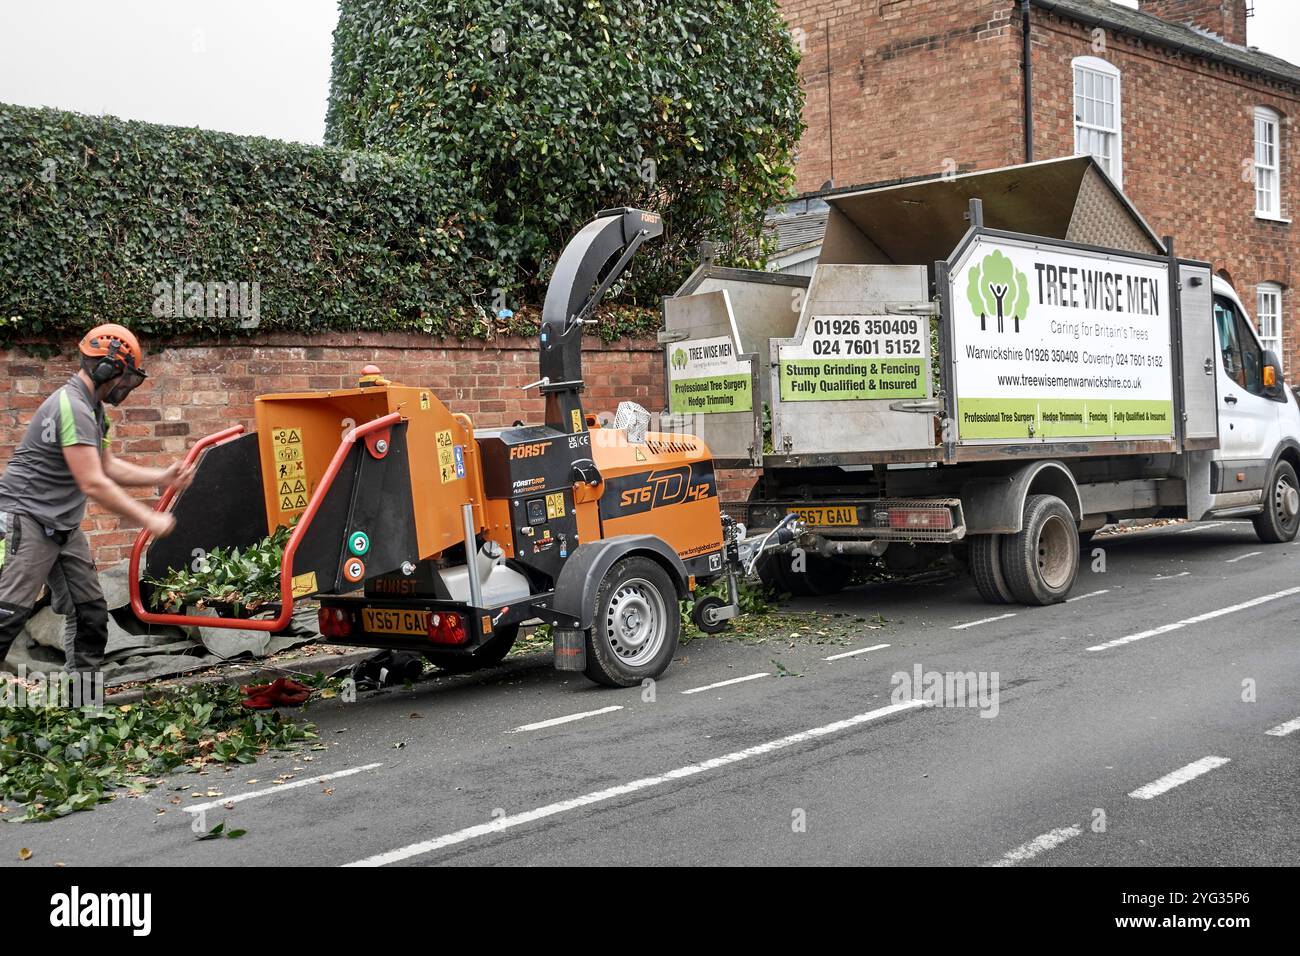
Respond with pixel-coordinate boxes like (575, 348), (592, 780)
(291, 571), (318, 598)
(545, 492), (566, 519)
(570, 408), (583, 433)
(436, 429), (457, 484)
(420, 392), (430, 411)
(453, 445), (465, 479)
(272, 427), (307, 517)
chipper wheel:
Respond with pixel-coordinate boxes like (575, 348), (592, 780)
(584, 556), (680, 688)
(425, 624), (520, 674)
(998, 494), (1079, 605)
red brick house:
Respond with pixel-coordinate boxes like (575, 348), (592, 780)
(775, 0), (1298, 369)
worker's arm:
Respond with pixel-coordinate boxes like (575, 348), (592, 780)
(64, 444), (175, 537)
(102, 447), (195, 492)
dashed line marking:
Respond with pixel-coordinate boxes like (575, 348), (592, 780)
(1226, 551), (1263, 564)
(510, 706), (623, 733)
(183, 763), (383, 814)
(1175, 522), (1226, 534)
(985, 825), (1082, 867)
(1087, 586), (1300, 651)
(681, 672), (769, 695)
(823, 643), (891, 661)
(1066, 589), (1110, 603)
(1151, 571), (1191, 580)
(1128, 756), (1231, 800)
(1265, 716), (1300, 737)
(951, 613), (1016, 631)
(344, 700), (930, 867)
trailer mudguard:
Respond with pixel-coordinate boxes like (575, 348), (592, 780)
(552, 535), (689, 630)
(961, 460), (1082, 534)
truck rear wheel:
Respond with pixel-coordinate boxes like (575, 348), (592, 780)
(999, 494), (1079, 605)
(1252, 460), (1300, 543)
(584, 556), (679, 687)
(425, 624), (519, 674)
(969, 534), (1014, 604)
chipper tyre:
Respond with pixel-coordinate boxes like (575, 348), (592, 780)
(584, 556), (679, 688)
(691, 594), (730, 634)
(1252, 459), (1300, 544)
(425, 624), (519, 674)
(969, 533), (1014, 605)
(999, 494), (1079, 605)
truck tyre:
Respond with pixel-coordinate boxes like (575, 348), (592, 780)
(425, 624), (519, 674)
(1252, 459), (1300, 543)
(969, 534), (1014, 604)
(584, 556), (679, 687)
(1077, 529), (1095, 552)
(756, 551), (850, 597)
(999, 494), (1079, 605)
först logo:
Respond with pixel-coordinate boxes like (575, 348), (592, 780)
(509, 441), (550, 460)
(967, 249), (1030, 333)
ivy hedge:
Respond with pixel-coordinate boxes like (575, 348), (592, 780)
(0, 1), (801, 345)
(0, 102), (635, 344)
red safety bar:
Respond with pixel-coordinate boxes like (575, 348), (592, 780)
(128, 413), (403, 631)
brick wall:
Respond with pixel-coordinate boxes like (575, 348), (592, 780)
(0, 334), (673, 565)
(1027, 6), (1299, 370)
(779, 0), (1299, 371)
(780, 0), (1022, 194)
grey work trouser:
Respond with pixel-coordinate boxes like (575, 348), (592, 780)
(0, 511), (109, 672)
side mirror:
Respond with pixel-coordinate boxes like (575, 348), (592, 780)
(1262, 349), (1285, 400)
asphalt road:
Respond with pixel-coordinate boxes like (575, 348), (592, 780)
(5, 519), (1300, 867)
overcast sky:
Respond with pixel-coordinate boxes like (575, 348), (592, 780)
(0, 0), (1296, 146)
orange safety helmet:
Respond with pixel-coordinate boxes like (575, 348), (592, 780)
(79, 323), (145, 384)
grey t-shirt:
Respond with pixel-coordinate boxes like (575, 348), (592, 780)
(0, 375), (110, 531)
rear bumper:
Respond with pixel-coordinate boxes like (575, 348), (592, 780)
(746, 497), (967, 544)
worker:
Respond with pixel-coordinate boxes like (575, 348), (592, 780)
(0, 324), (193, 674)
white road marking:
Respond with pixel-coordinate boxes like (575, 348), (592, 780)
(344, 699), (930, 867)
(985, 825), (1082, 867)
(1226, 551), (1263, 564)
(1087, 586), (1300, 651)
(1151, 571), (1191, 580)
(510, 706), (623, 733)
(183, 763), (383, 814)
(1265, 716), (1300, 737)
(680, 672), (769, 695)
(823, 643), (891, 661)
(1066, 589), (1110, 603)
(1175, 522), (1226, 534)
(951, 613), (1016, 631)
(1128, 756), (1231, 800)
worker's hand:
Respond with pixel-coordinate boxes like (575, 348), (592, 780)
(161, 460), (196, 493)
(145, 512), (176, 539)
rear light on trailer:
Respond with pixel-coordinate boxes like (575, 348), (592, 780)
(318, 607), (353, 638)
(427, 611), (467, 645)
(888, 508), (954, 531)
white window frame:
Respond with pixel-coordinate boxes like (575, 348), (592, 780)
(1254, 106), (1283, 220)
(1256, 281), (1283, 367)
(1072, 56), (1123, 189)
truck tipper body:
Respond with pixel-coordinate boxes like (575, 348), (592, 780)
(662, 157), (1300, 604)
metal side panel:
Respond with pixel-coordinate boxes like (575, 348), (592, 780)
(770, 264), (935, 455)
(661, 286), (778, 464)
(1179, 262), (1219, 441)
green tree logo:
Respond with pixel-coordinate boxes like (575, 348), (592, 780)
(672, 347), (689, 370)
(966, 250), (1030, 333)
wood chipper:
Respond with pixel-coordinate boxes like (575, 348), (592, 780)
(128, 209), (798, 686)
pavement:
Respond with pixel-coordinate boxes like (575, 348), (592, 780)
(4, 519), (1299, 867)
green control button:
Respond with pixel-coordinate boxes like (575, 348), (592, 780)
(348, 531), (370, 556)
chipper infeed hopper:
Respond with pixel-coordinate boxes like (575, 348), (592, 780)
(129, 377), (482, 632)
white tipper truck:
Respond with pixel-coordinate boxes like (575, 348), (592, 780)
(660, 157), (1300, 605)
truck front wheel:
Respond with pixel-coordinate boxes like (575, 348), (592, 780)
(584, 556), (680, 687)
(999, 494), (1079, 605)
(1253, 460), (1300, 543)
